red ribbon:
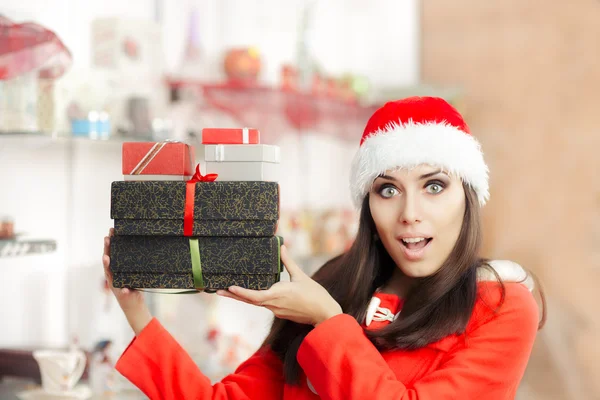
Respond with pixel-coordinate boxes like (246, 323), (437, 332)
(184, 165), (218, 236)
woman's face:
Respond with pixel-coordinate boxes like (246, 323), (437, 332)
(369, 164), (466, 278)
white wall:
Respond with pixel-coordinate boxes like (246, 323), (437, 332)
(170, 0), (420, 87)
(0, 138), (135, 349)
(0, 0), (419, 350)
(1, 0), (419, 87)
(0, 138), (70, 347)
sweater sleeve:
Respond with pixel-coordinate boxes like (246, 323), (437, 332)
(115, 318), (284, 400)
(297, 283), (539, 400)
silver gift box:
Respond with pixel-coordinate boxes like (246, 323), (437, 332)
(204, 144), (280, 182)
(204, 144), (280, 163)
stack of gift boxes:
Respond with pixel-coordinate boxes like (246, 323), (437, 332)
(109, 128), (283, 292)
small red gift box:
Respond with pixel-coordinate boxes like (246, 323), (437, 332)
(122, 142), (195, 176)
(201, 128), (260, 145)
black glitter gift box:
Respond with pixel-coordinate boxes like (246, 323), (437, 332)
(110, 235), (283, 292)
(110, 181), (279, 237)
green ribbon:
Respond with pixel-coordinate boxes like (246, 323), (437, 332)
(138, 238), (203, 294)
(189, 238), (204, 290)
(276, 236), (283, 282)
(134, 236), (282, 294)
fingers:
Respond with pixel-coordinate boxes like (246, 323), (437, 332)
(280, 245), (304, 279)
(216, 290), (254, 305)
(103, 235), (112, 278)
(103, 255), (113, 286)
(104, 229), (115, 286)
(104, 236), (111, 258)
(226, 286), (276, 306)
(217, 290), (282, 316)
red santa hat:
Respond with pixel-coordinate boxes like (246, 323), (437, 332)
(350, 96), (489, 208)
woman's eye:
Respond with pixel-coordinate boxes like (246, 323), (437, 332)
(379, 186), (399, 198)
(426, 182), (444, 194)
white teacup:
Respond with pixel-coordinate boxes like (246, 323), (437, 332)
(33, 349), (87, 393)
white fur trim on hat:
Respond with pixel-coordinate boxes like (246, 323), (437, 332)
(477, 260), (535, 292)
(349, 121), (489, 208)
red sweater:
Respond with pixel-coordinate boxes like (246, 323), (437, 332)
(116, 282), (538, 399)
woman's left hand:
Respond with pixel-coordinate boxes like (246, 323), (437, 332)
(217, 245), (342, 327)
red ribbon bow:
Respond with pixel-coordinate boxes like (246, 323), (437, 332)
(184, 165), (218, 236)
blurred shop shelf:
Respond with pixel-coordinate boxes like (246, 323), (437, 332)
(167, 79), (381, 141)
(0, 238), (57, 258)
(0, 132), (154, 142)
(167, 79), (466, 142)
(0, 132), (156, 150)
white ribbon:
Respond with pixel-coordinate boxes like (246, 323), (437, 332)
(129, 139), (183, 175)
(215, 144), (225, 162)
(242, 127), (249, 144)
(130, 142), (164, 175)
(273, 146), (281, 163)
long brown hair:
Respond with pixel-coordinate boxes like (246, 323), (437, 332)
(263, 184), (546, 384)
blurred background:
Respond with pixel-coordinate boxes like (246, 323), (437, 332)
(0, 1), (598, 399)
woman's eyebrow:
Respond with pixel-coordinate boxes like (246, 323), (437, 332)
(377, 170), (447, 182)
(418, 169), (446, 180)
(377, 174), (397, 182)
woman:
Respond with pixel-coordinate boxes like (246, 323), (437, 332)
(103, 96), (546, 399)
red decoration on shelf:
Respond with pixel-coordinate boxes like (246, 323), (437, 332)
(0, 16), (72, 80)
(167, 78), (380, 142)
(223, 48), (261, 84)
(281, 65), (298, 91)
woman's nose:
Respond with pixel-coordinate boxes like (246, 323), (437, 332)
(398, 192), (422, 225)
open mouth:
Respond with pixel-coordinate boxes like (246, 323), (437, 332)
(399, 237), (433, 251)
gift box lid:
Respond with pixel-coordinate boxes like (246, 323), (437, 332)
(110, 235), (283, 275)
(110, 181), (279, 221)
(201, 128), (260, 144)
(122, 142), (195, 176)
(205, 161), (280, 183)
(204, 144), (280, 163)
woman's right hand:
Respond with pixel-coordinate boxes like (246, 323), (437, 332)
(103, 228), (153, 335)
